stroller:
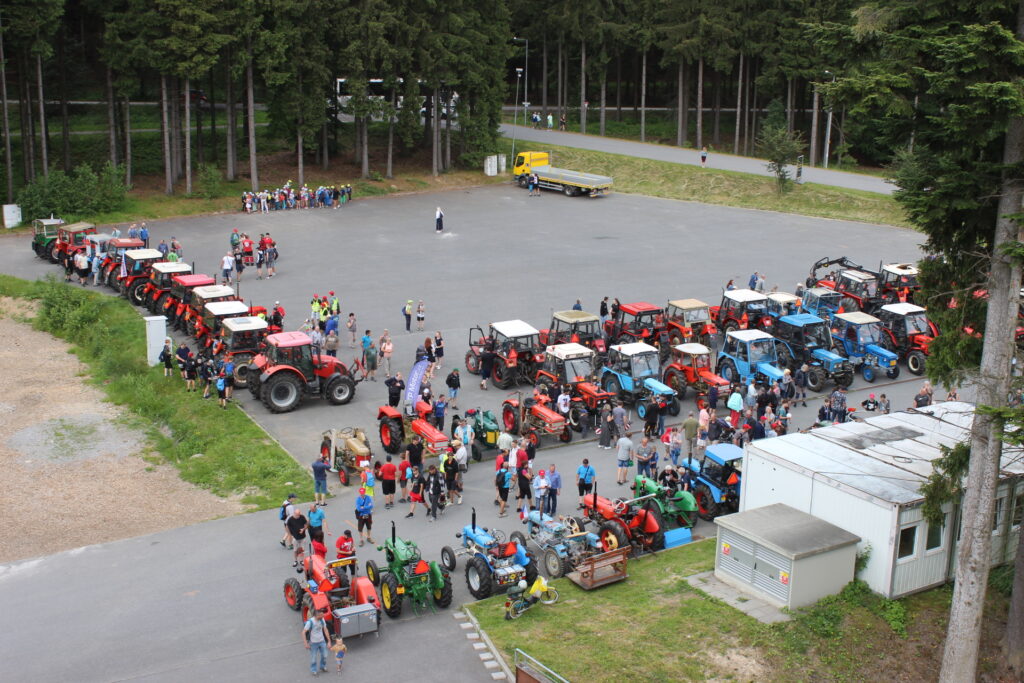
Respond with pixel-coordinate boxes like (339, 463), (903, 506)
(709, 418), (736, 444)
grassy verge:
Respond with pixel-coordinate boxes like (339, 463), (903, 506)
(0, 274), (310, 508)
(465, 538), (1010, 682)
(495, 138), (907, 227)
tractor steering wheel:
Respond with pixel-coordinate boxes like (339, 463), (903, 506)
(613, 499), (629, 515)
(491, 529), (507, 544)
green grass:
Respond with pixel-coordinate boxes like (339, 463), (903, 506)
(496, 138), (908, 227)
(0, 275), (310, 508)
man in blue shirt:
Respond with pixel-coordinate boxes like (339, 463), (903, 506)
(546, 464), (563, 515)
(355, 488), (374, 546)
(307, 502), (328, 541)
(139, 224), (150, 248)
(312, 456), (330, 507)
(576, 458), (596, 507)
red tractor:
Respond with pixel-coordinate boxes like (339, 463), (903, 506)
(47, 221), (96, 263)
(877, 263), (921, 305)
(465, 320), (545, 389)
(500, 390), (572, 447)
(377, 402), (449, 458)
(806, 256), (887, 312)
(603, 302), (669, 347)
(665, 298), (718, 348)
(100, 237), (145, 286)
(581, 484), (666, 555)
(246, 331), (358, 413)
(142, 261), (192, 313)
(116, 249), (167, 305)
(159, 273), (216, 328)
(533, 343), (613, 433)
(180, 284), (239, 335)
(538, 310), (607, 355)
(709, 289), (772, 334)
(210, 316), (269, 387)
(195, 299), (251, 347)
(283, 556), (381, 639)
(876, 303), (937, 376)
(662, 343), (729, 406)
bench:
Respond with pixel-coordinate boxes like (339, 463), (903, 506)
(566, 547), (629, 590)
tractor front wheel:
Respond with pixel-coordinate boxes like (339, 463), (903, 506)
(501, 403), (520, 435)
(568, 406), (583, 432)
(806, 367), (825, 393)
(129, 281), (148, 306)
(338, 467), (350, 486)
(642, 504), (667, 551)
(543, 548), (570, 578)
(510, 531), (528, 550)
(667, 397), (681, 417)
(664, 369), (687, 400)
(602, 375), (622, 400)
(695, 484), (719, 521)
(722, 320), (739, 335)
(381, 574), (403, 619)
(433, 571), (454, 608)
(559, 424), (572, 443)
(861, 364), (876, 383)
(379, 418), (404, 454)
(440, 546), (457, 571)
(262, 373), (304, 413)
(886, 365), (901, 380)
(247, 368), (262, 398)
(597, 521), (630, 553)
(325, 375), (356, 405)
(833, 371), (854, 389)
(907, 350), (926, 376)
(636, 402), (647, 419)
(465, 351), (480, 374)
(283, 577), (303, 610)
(777, 344), (795, 372)
(525, 430), (540, 449)
(465, 556), (493, 599)
(365, 560), (380, 586)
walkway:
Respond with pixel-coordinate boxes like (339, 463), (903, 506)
(499, 123), (893, 195)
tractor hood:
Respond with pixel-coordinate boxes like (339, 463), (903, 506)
(756, 362), (784, 381)
(697, 368), (729, 387)
(811, 348), (845, 364)
(866, 343), (899, 364)
(643, 377), (676, 396)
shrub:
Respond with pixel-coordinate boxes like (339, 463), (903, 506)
(18, 161), (129, 221)
(196, 163), (223, 199)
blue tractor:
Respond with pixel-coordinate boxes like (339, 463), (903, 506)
(832, 312), (901, 383)
(766, 292), (802, 320)
(773, 313), (855, 391)
(440, 508), (538, 599)
(512, 509), (601, 578)
(800, 287), (844, 322)
(681, 443), (743, 521)
(600, 342), (680, 416)
(715, 330), (785, 387)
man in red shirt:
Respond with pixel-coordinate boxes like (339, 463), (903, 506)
(380, 454), (398, 509)
(397, 455), (411, 504)
(334, 530), (356, 576)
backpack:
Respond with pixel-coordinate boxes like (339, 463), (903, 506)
(495, 470), (506, 488)
(279, 501), (289, 520)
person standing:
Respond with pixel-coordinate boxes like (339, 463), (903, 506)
(334, 530), (356, 576)
(727, 386), (744, 427)
(532, 469), (550, 514)
(643, 398), (660, 438)
(546, 113), (553, 130)
(183, 353), (198, 392)
(682, 411), (699, 458)
(432, 394), (448, 432)
(355, 488), (374, 546)
(385, 373), (405, 408)
(514, 459), (533, 513)
(496, 461), (512, 517)
(597, 403), (614, 449)
(158, 340), (174, 378)
(615, 431), (634, 486)
(829, 386), (848, 422)
(405, 466), (429, 518)
(286, 506), (308, 571)
(425, 464), (446, 521)
(364, 339), (379, 382)
(599, 296), (610, 328)
(220, 252), (234, 285)
(793, 364), (809, 407)
(380, 455), (398, 509)
(435, 207), (444, 233)
(303, 608), (332, 676)
(312, 455), (330, 506)
(433, 331), (444, 370)
(346, 313), (357, 348)
(403, 300), (413, 333)
(307, 503), (328, 542)
(405, 435), (424, 472)
(279, 492), (297, 549)
(445, 369), (461, 410)
(879, 393), (891, 415)
(635, 436), (655, 479)
(700, 146), (708, 168)
(479, 345), (495, 390)
(576, 458), (596, 507)
(611, 401), (629, 439)
(546, 464), (562, 516)
(324, 331), (340, 358)
(416, 300), (425, 332)
(379, 330), (394, 375)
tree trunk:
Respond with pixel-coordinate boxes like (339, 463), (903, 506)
(297, 127), (304, 187)
(809, 86), (820, 166)
(639, 50), (647, 143)
(207, 69), (215, 164)
(184, 76), (192, 194)
(939, 100), (1024, 683)
(445, 96), (452, 170)
(747, 68), (758, 156)
(733, 54), (744, 155)
(431, 88), (439, 176)
(713, 70), (722, 146)
(195, 90), (204, 167)
(225, 61), (236, 181)
(0, 9), (13, 202)
(1006, 529), (1024, 672)
(58, 35), (70, 172)
(36, 53), (48, 177)
(579, 40), (587, 134)
(169, 77), (180, 178)
(322, 122), (329, 170)
(616, 54), (622, 122)
(106, 67), (118, 166)
(786, 77), (794, 132)
(696, 58), (704, 150)
(681, 62), (690, 148)
(363, 115), (371, 178)
(160, 74), (172, 194)
(123, 97), (132, 186)
(20, 52), (34, 183)
(386, 91), (394, 179)
(246, 50), (258, 192)
(541, 36), (548, 117)
(676, 62), (684, 147)
(556, 37), (563, 115)
(599, 71), (607, 136)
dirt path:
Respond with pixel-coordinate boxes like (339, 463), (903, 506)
(0, 298), (242, 564)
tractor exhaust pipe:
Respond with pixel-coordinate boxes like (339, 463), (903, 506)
(391, 520), (396, 545)
(472, 507), (477, 532)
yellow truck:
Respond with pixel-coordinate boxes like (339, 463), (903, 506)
(512, 151), (613, 197)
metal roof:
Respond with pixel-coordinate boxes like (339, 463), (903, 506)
(36, 217), (64, 226)
(85, 233), (112, 243)
(841, 269), (876, 281)
(268, 331), (312, 348)
(724, 288), (767, 303)
(173, 274), (215, 286)
(880, 303), (925, 316)
(61, 222), (96, 233)
(552, 310), (599, 323)
(767, 292), (799, 304)
(546, 342), (594, 360)
(745, 402), (1024, 506)
(205, 300), (249, 316)
(619, 302), (662, 313)
(222, 316), (268, 332)
(673, 342), (711, 355)
(727, 329), (775, 342)
(610, 342), (659, 356)
(779, 313), (825, 326)
(490, 319), (539, 338)
(109, 238), (144, 247)
(152, 262), (192, 274)
(668, 298), (709, 310)
(805, 287), (840, 297)
(124, 248), (164, 260)
(707, 442), (744, 463)
(192, 285), (236, 299)
(716, 503), (861, 560)
(835, 311), (881, 325)
(881, 263), (918, 276)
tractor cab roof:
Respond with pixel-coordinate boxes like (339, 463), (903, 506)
(205, 300), (249, 316)
(668, 298), (709, 310)
(60, 222), (97, 234)
(779, 313), (826, 327)
(724, 288), (767, 303)
(85, 233), (113, 244)
(619, 302), (662, 314)
(840, 269), (876, 282)
(223, 316), (268, 333)
(705, 442), (744, 465)
(267, 331), (312, 348)
(124, 248), (164, 261)
(805, 287), (840, 298)
(881, 263), (919, 276)
(152, 262), (192, 275)
(727, 329), (775, 343)
(767, 292), (799, 304)
(610, 342), (659, 357)
(546, 342), (594, 360)
(34, 217), (64, 227)
(835, 311), (881, 325)
(192, 285), (236, 299)
(109, 237), (144, 248)
(490, 319), (539, 338)
(552, 310), (600, 323)
(673, 342), (711, 356)
(173, 273), (215, 287)
(880, 302), (925, 316)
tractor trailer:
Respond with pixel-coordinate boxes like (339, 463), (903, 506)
(513, 151), (612, 197)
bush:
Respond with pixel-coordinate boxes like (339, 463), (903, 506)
(18, 161), (128, 221)
(196, 163), (223, 199)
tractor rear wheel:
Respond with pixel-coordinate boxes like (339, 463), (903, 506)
(366, 560), (380, 586)
(262, 373), (304, 413)
(841, 296), (860, 312)
(667, 397), (681, 417)
(559, 424), (572, 442)
(325, 375), (356, 405)
(602, 375), (622, 400)
(381, 574), (403, 619)
(806, 367), (825, 393)
(722, 320), (739, 335)
(501, 403), (520, 434)
(440, 546), (457, 571)
(492, 360), (512, 389)
(433, 571), (454, 608)
(283, 577), (303, 610)
(907, 350), (926, 376)
(106, 269), (118, 288)
(717, 359), (738, 385)
(664, 369), (687, 400)
(543, 548), (570, 579)
(465, 351), (480, 374)
(597, 521), (630, 553)
(695, 484), (719, 521)
(379, 418), (404, 454)
(129, 280), (148, 306)
(510, 531), (528, 550)
(465, 556), (493, 599)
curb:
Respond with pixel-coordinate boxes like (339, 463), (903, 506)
(460, 605), (515, 681)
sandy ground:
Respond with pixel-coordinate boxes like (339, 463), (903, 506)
(0, 297), (242, 564)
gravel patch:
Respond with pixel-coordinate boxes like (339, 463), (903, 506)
(7, 414), (146, 466)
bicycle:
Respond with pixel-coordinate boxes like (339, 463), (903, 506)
(504, 575), (559, 620)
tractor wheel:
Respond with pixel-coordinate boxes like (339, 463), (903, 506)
(105, 269), (118, 288)
(643, 504), (667, 551)
(777, 344), (795, 371)
(338, 467), (350, 486)
(695, 484), (719, 522)
(569, 516), (589, 535)
(636, 402), (647, 419)
(664, 369), (687, 400)
(886, 365), (901, 380)
(907, 350), (926, 376)
(50, 245), (61, 262)
(247, 369), (262, 398)
(861, 364), (876, 383)
(568, 405), (583, 432)
(841, 296), (860, 312)
(525, 430), (540, 449)
(510, 531), (528, 550)
(465, 351), (480, 374)
(833, 371), (854, 389)
(667, 397), (681, 417)
(440, 545), (457, 571)
(433, 571), (454, 608)
(325, 375), (356, 405)
(300, 594), (315, 622)
(879, 335), (897, 354)
(155, 293), (170, 316)
(129, 280), (148, 306)
(231, 355), (254, 388)
(501, 403), (520, 434)
(471, 442), (482, 462)
(597, 521), (630, 553)
(365, 560), (380, 586)
(806, 367), (826, 393)
(465, 556), (493, 599)
(543, 548), (571, 579)
(492, 360), (512, 389)
(669, 333), (684, 348)
(261, 373), (304, 413)
(283, 577), (303, 610)
(559, 424), (572, 442)
(722, 320), (739, 335)
(717, 359), (738, 385)
(185, 318), (198, 337)
(379, 418), (404, 454)
(381, 574), (403, 619)
(602, 375), (622, 400)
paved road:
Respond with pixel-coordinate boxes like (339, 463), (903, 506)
(0, 184), (933, 681)
(500, 123), (894, 195)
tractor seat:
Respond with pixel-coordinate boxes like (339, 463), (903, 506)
(413, 559), (430, 575)
(524, 397), (537, 408)
(466, 409), (477, 416)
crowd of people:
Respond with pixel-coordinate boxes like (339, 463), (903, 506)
(242, 181), (355, 213)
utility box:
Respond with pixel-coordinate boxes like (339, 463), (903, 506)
(714, 503), (860, 610)
(144, 316), (168, 367)
(332, 603), (379, 638)
(484, 155), (498, 176)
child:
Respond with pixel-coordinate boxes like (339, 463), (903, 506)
(216, 374), (227, 409)
(330, 637), (347, 672)
(158, 340), (173, 378)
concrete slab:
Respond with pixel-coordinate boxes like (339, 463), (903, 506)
(686, 571), (792, 624)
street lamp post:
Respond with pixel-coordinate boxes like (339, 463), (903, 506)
(822, 70), (837, 169)
(511, 68), (523, 168)
(513, 37), (529, 112)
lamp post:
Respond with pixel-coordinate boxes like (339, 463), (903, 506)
(513, 37), (529, 111)
(511, 67), (523, 168)
(822, 70), (836, 169)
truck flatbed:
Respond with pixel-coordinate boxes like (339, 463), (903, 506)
(514, 151), (613, 197)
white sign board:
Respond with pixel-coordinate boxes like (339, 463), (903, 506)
(3, 204), (22, 229)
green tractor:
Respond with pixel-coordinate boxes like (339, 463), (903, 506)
(449, 406), (502, 461)
(631, 475), (699, 530)
(365, 522), (454, 618)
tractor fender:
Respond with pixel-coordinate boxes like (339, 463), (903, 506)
(810, 348), (845, 365)
(471, 552), (494, 571)
(377, 405), (402, 420)
(531, 403), (563, 424)
(352, 576), (381, 609)
(865, 343), (899, 364)
(411, 418), (446, 442)
(642, 377), (675, 396)
(503, 398), (520, 409)
(428, 561), (447, 588)
(756, 363), (784, 381)
(260, 366), (305, 384)
(320, 371), (345, 394)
